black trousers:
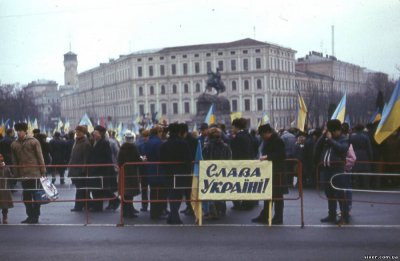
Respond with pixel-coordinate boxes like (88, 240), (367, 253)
(149, 183), (168, 218)
(21, 179), (41, 219)
(140, 177), (149, 209)
(71, 178), (88, 210)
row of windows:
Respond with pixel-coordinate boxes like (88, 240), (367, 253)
(138, 83), (202, 96)
(136, 58), (265, 78)
(137, 49), (264, 62)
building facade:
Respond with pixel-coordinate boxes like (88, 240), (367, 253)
(25, 80), (60, 127)
(61, 38), (298, 129)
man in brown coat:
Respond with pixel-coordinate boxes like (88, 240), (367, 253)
(11, 122), (46, 224)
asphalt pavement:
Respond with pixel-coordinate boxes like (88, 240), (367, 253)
(0, 176), (399, 261)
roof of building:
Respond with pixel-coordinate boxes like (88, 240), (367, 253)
(156, 38), (277, 54)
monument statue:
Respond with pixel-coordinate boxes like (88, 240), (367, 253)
(206, 68), (226, 95)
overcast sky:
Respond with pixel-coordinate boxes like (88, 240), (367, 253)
(1, 0), (399, 85)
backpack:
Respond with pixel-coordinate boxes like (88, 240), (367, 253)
(345, 144), (357, 172)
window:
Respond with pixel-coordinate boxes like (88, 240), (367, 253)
(184, 84), (189, 93)
(218, 60), (224, 71)
(171, 56), (176, 59)
(194, 54), (199, 57)
(173, 103), (178, 114)
(139, 86), (143, 96)
(244, 80), (249, 90)
(195, 62), (200, 73)
(243, 59), (249, 71)
(257, 98), (263, 111)
(160, 56), (164, 60)
(183, 54), (187, 58)
(138, 66), (142, 77)
(184, 102), (190, 113)
(257, 79), (262, 90)
(149, 57), (153, 61)
(243, 50), (248, 54)
(150, 104), (155, 115)
(172, 84), (177, 94)
(161, 103), (167, 114)
(218, 52), (223, 56)
(139, 104), (145, 115)
(232, 100), (238, 111)
(244, 99), (250, 111)
(149, 66), (154, 76)
(150, 86), (154, 95)
(206, 53), (211, 57)
(183, 63), (188, 75)
(232, 81), (237, 91)
(171, 64), (176, 75)
(256, 58), (261, 69)
(255, 49), (261, 53)
(231, 60), (236, 71)
(160, 65), (165, 76)
(195, 83), (201, 92)
(206, 61), (212, 72)
(230, 51), (236, 55)
(161, 85), (166, 95)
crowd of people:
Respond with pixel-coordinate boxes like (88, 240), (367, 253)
(0, 118), (399, 225)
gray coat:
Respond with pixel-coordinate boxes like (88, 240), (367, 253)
(68, 136), (92, 178)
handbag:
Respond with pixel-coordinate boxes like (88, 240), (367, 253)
(33, 190), (50, 205)
(33, 177), (59, 204)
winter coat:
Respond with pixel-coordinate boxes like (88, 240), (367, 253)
(159, 136), (192, 188)
(68, 136), (92, 178)
(230, 130), (255, 160)
(49, 137), (67, 164)
(203, 138), (232, 160)
(88, 138), (116, 190)
(143, 135), (165, 186)
(0, 136), (15, 165)
(0, 164), (13, 209)
(261, 132), (288, 195)
(118, 142), (141, 197)
(281, 131), (297, 158)
(350, 132), (373, 173)
(314, 134), (349, 173)
(11, 136), (46, 178)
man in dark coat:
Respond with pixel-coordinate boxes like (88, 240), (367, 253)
(252, 124), (287, 224)
(230, 118), (256, 210)
(159, 123), (192, 224)
(88, 125), (119, 212)
(118, 131), (142, 218)
(350, 124), (373, 188)
(49, 132), (67, 184)
(314, 119), (350, 225)
(180, 123), (197, 216)
(144, 126), (167, 219)
(68, 126), (92, 212)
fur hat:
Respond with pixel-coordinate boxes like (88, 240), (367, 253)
(94, 125), (106, 133)
(258, 124), (273, 134)
(75, 125), (87, 133)
(327, 119), (342, 132)
(14, 122), (28, 132)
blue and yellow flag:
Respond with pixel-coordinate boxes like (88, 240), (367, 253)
(204, 104), (216, 125)
(331, 93), (346, 123)
(79, 113), (94, 133)
(230, 112), (242, 123)
(257, 112), (270, 127)
(297, 91), (308, 132)
(374, 81), (400, 144)
(191, 140), (203, 224)
(369, 107), (382, 124)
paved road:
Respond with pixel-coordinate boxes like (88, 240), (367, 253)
(1, 178), (399, 260)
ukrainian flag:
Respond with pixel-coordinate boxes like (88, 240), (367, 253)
(257, 112), (270, 127)
(79, 113), (94, 133)
(204, 104), (216, 125)
(230, 112), (242, 123)
(374, 81), (400, 144)
(369, 107), (382, 124)
(297, 91), (308, 132)
(191, 140), (203, 224)
(331, 93), (346, 123)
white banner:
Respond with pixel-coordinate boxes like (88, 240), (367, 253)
(199, 160), (273, 200)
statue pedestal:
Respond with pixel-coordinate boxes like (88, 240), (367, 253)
(192, 93), (231, 128)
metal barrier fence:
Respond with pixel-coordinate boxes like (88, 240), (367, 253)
(0, 160), (304, 226)
(316, 161), (400, 205)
